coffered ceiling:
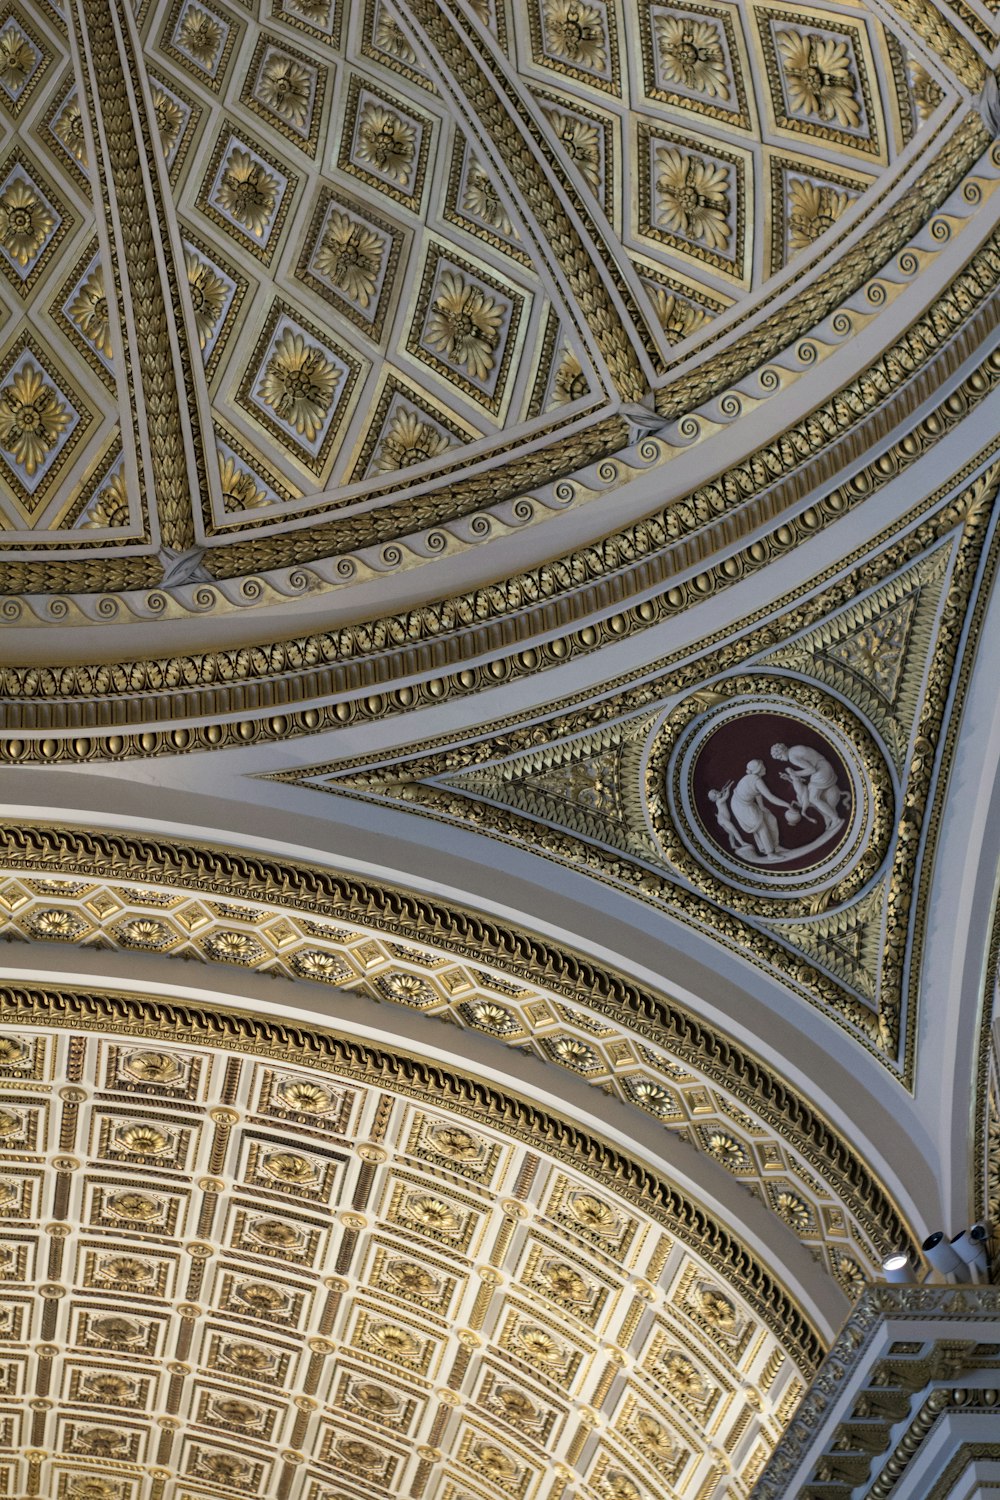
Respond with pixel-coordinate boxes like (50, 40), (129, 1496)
(1, 0), (1000, 1497)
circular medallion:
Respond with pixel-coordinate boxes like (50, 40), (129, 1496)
(691, 711), (854, 877)
(646, 680), (891, 913)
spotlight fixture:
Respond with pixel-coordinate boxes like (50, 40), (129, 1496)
(922, 1231), (964, 1277)
(951, 1227), (989, 1276)
(881, 1252), (911, 1283)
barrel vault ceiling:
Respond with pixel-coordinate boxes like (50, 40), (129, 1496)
(1, 0), (1000, 1497)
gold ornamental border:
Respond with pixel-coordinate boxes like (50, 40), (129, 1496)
(0, 821), (920, 1267)
(645, 678), (894, 919)
(0, 977), (827, 1372)
(294, 459), (998, 1079)
(0, 10), (986, 600)
(3, 223), (1000, 757)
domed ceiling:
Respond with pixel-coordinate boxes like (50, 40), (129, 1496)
(1, 0), (1000, 1497)
(0, 985), (823, 1500)
(0, 0), (993, 648)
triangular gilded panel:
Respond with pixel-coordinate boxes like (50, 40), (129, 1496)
(439, 716), (659, 863)
(764, 879), (886, 1008)
(757, 542), (953, 770)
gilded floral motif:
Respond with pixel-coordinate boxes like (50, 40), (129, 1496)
(787, 177), (851, 250)
(635, 1410), (678, 1458)
(219, 455), (267, 512)
(312, 210), (383, 305)
(552, 349), (588, 405)
(544, 109), (601, 192)
(200, 1453), (249, 1483)
(405, 1193), (460, 1234)
(291, 948), (348, 980)
(185, 250), (228, 348)
(909, 61), (941, 122)
(215, 148), (278, 237)
(83, 470), (129, 528)
(568, 1192), (618, 1234)
(0, 24), (35, 97)
(541, 1261), (589, 1301)
(238, 1280), (287, 1311)
(124, 1049), (182, 1081)
(649, 286), (709, 342)
(374, 6), (418, 63)
(100, 1255), (154, 1286)
(205, 930), (264, 963)
(776, 29), (861, 129)
(472, 1443), (517, 1482)
(655, 15), (729, 99)
(386, 1259), (439, 1297)
(256, 51), (312, 128)
(655, 146), (729, 249)
(287, 0), (329, 19)
(368, 1322), (419, 1360)
(629, 1077), (676, 1115)
(463, 159), (513, 235)
(426, 1123), (480, 1159)
(495, 1386), (536, 1423)
(834, 1254), (866, 1297)
(69, 267), (113, 359)
(223, 1341), (274, 1374)
(175, 4), (224, 68)
(0, 362), (70, 476)
(774, 1190), (812, 1231)
(53, 95), (88, 165)
(263, 1149), (316, 1183)
(660, 1350), (706, 1398)
(550, 1034), (599, 1069)
(107, 1190), (162, 1221)
(517, 1324), (563, 1364)
(257, 329), (338, 441)
(603, 1472), (640, 1500)
(705, 1130), (748, 1169)
(372, 407), (451, 473)
(152, 88), (184, 156)
(355, 101), (415, 183)
(542, 0), (606, 70)
(698, 1287), (738, 1330)
(114, 1123), (170, 1155)
(425, 270), (504, 382)
(0, 177), (54, 266)
(277, 1078), (333, 1113)
(353, 1380), (400, 1413)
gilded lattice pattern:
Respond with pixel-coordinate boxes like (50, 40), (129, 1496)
(0, 0), (980, 599)
(0, 865), (903, 1283)
(0, 1006), (812, 1500)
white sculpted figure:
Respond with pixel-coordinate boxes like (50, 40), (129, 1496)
(729, 759), (792, 857)
(770, 742), (847, 833)
(707, 781), (754, 855)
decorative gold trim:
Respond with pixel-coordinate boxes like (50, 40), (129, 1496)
(3, 265), (1000, 748)
(0, 978), (826, 1370)
(644, 677), (893, 919)
(0, 822), (920, 1264)
(279, 456), (1000, 1076)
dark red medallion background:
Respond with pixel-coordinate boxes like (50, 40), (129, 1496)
(691, 712), (852, 872)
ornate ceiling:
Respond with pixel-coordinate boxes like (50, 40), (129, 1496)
(0, 985), (821, 1500)
(1, 0), (1000, 1496)
(0, 0), (994, 648)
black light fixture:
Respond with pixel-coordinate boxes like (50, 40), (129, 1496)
(922, 1231), (964, 1277)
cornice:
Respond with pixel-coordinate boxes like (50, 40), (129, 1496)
(0, 821), (920, 1269)
(3, 229), (1000, 757)
(275, 452), (1000, 1079)
(0, 976), (826, 1371)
